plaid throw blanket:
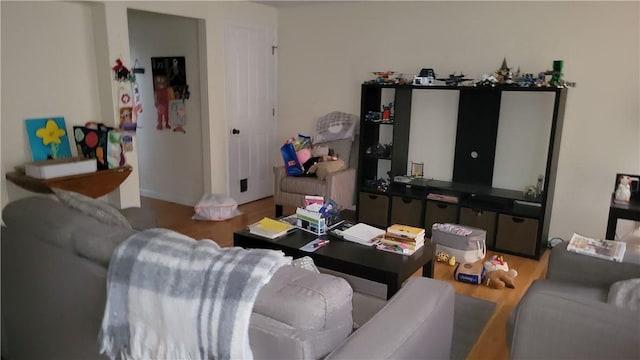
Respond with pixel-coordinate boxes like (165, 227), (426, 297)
(99, 228), (289, 360)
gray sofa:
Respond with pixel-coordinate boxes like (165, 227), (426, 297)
(508, 242), (640, 359)
(1, 196), (454, 360)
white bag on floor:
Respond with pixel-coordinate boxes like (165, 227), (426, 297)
(192, 193), (242, 221)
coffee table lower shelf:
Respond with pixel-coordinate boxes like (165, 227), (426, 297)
(234, 229), (434, 299)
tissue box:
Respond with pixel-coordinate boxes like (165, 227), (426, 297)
(25, 157), (97, 179)
(295, 207), (326, 235)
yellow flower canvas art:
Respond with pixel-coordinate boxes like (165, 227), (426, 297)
(25, 117), (72, 161)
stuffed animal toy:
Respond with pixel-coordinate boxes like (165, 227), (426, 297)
(614, 175), (632, 204)
(436, 251), (450, 263)
(484, 255), (509, 272)
(483, 255), (518, 289)
(448, 256), (456, 266)
(307, 157), (345, 180)
(485, 270), (516, 289)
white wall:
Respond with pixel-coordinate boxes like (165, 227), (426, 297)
(275, 1), (640, 241)
(1, 1), (277, 209)
(128, 9), (204, 206)
(1, 1), (103, 203)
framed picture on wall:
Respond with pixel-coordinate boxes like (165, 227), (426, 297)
(151, 56), (187, 90)
(411, 161), (424, 178)
(25, 117), (72, 161)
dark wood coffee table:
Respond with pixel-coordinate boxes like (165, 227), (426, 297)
(233, 226), (434, 299)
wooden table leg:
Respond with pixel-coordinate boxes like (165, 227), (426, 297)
(606, 209), (617, 240)
(422, 259), (434, 278)
(386, 277), (400, 300)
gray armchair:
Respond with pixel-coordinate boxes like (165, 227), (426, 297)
(508, 242), (640, 359)
(274, 112), (359, 217)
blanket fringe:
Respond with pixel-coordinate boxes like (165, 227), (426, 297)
(103, 326), (197, 360)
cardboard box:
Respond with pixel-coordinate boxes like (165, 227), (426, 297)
(25, 157), (97, 179)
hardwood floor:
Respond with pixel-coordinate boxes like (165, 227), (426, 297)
(141, 195), (549, 360)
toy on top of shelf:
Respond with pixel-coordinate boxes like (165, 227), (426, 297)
(489, 58), (514, 85)
(394, 73), (412, 85)
(437, 73), (474, 86)
(413, 68), (435, 86)
(614, 175), (632, 204)
(370, 71), (395, 84)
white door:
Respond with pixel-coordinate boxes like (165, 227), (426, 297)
(225, 24), (277, 205)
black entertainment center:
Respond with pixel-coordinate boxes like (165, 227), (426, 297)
(356, 83), (568, 259)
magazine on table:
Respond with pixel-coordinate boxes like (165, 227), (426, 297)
(341, 223), (385, 246)
(566, 233), (626, 262)
(327, 220), (356, 239)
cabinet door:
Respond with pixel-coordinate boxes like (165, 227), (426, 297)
(358, 192), (389, 228)
(495, 214), (538, 256)
(459, 207), (497, 248)
(390, 196), (423, 227)
(424, 200), (458, 236)
(452, 89), (502, 186)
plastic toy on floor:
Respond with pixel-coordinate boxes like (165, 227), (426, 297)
(436, 251), (450, 263)
(484, 255), (510, 272)
(485, 270), (516, 289)
(483, 255), (518, 289)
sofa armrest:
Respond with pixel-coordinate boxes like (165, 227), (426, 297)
(509, 287), (640, 359)
(548, 242), (640, 287)
(326, 277), (454, 360)
(273, 165), (287, 200)
(324, 167), (357, 210)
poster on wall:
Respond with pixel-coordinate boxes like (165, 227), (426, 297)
(111, 58), (138, 152)
(151, 56), (189, 132)
(25, 117), (72, 161)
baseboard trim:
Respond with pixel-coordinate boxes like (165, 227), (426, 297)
(140, 188), (197, 207)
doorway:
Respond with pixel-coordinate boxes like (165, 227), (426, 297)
(128, 10), (204, 206)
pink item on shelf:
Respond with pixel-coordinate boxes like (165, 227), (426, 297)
(296, 148), (312, 165)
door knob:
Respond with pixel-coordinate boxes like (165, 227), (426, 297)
(232, 128), (240, 135)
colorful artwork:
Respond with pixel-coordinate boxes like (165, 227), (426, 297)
(151, 56), (189, 132)
(74, 123), (112, 170)
(169, 100), (186, 133)
(25, 117), (72, 161)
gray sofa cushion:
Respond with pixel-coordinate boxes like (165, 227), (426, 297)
(70, 221), (135, 267)
(253, 266), (353, 359)
(523, 279), (609, 304)
(2, 196), (87, 250)
(2, 196), (134, 267)
(255, 265), (353, 330)
(52, 188), (133, 230)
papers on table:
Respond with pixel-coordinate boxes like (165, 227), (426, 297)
(567, 233), (626, 262)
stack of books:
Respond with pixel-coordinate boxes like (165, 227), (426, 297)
(376, 224), (425, 255)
